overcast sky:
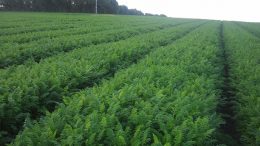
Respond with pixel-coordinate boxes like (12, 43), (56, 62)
(117, 0), (260, 22)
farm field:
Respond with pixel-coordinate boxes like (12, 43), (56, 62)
(0, 12), (259, 146)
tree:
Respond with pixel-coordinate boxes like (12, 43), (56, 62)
(97, 0), (118, 14)
(0, 0), (145, 15)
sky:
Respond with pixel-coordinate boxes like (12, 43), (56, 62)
(117, 0), (260, 22)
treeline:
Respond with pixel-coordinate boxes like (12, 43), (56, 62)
(0, 0), (144, 15)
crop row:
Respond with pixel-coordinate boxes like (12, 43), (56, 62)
(0, 22), (83, 36)
(0, 12), (75, 24)
(0, 14), (118, 35)
(234, 22), (260, 38)
(0, 17), (129, 36)
(0, 15), (172, 36)
(0, 20), (159, 44)
(0, 21), (204, 145)
(0, 15), (96, 29)
(0, 16), (168, 43)
(10, 22), (223, 146)
(0, 20), (191, 68)
(223, 22), (260, 145)
(0, 13), (153, 29)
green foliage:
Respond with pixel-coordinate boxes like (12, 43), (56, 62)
(0, 16), (188, 68)
(235, 21), (260, 38)
(1, 12), (258, 146)
(0, 13), (203, 145)
(11, 22), (223, 145)
(223, 22), (260, 146)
